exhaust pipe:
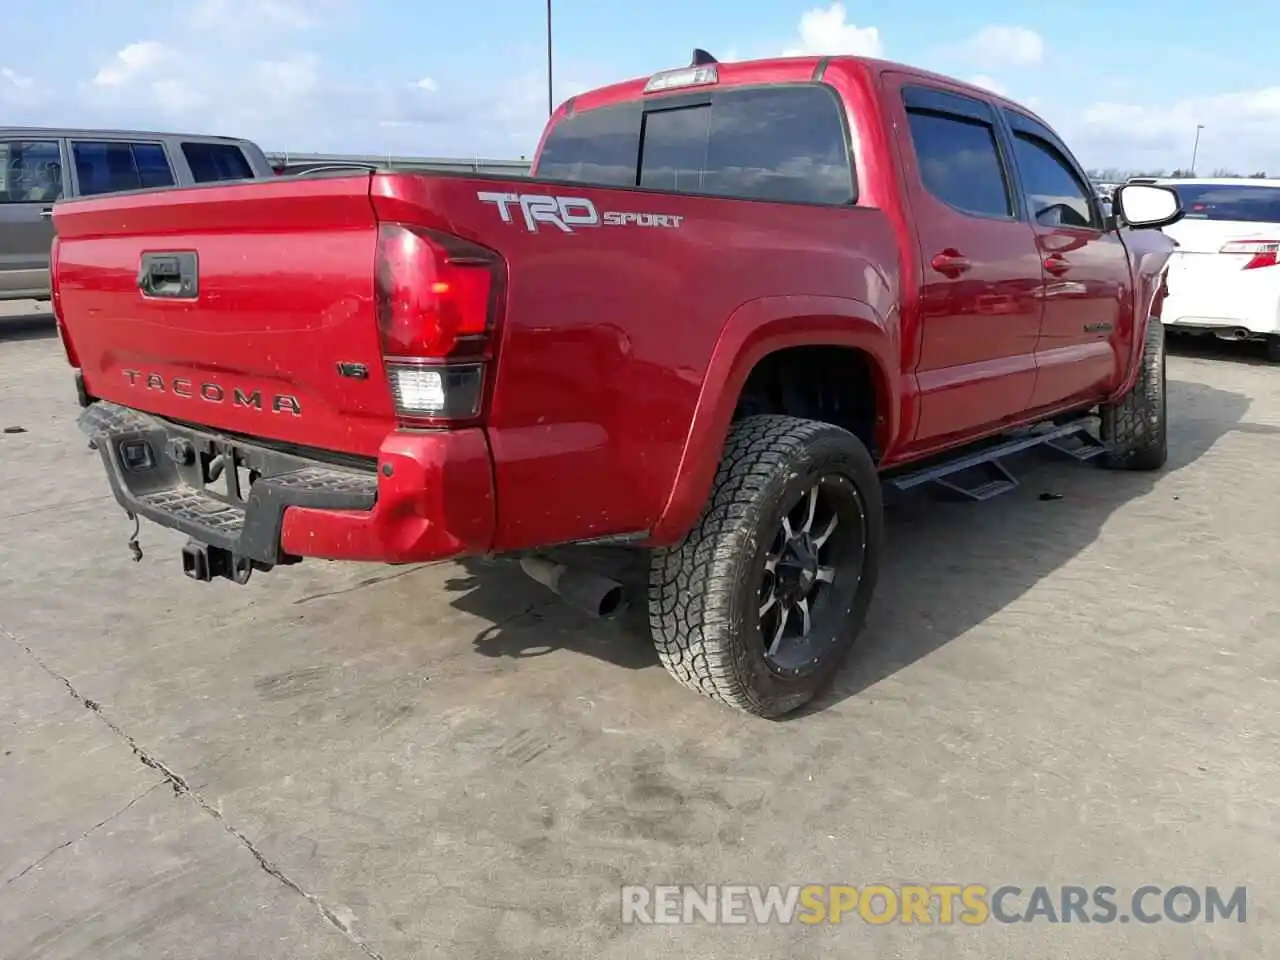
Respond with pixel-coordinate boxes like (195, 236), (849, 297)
(1214, 327), (1251, 341)
(519, 555), (626, 620)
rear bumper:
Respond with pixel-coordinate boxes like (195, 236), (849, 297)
(78, 401), (496, 567)
(1161, 290), (1280, 337)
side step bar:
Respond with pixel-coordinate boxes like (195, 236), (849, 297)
(885, 418), (1107, 502)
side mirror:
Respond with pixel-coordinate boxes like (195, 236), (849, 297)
(1113, 183), (1183, 229)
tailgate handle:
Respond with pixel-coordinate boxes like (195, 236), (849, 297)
(138, 251), (198, 299)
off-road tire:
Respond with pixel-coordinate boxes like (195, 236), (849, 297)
(1100, 317), (1167, 471)
(648, 415), (884, 718)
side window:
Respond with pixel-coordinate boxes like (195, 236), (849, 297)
(133, 143), (176, 188)
(905, 109), (1012, 218)
(72, 141), (175, 196)
(1009, 131), (1098, 230)
(0, 140), (64, 204)
(180, 142), (254, 182)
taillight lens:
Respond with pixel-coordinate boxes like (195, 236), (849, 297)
(385, 362), (486, 420)
(374, 223), (503, 424)
(1220, 240), (1280, 269)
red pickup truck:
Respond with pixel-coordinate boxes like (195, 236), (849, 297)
(51, 51), (1183, 717)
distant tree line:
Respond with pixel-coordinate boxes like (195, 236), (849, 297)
(1085, 167), (1270, 181)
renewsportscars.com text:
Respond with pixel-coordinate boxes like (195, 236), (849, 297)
(621, 884), (1247, 926)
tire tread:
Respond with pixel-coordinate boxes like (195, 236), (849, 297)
(648, 415), (878, 717)
(1101, 318), (1167, 471)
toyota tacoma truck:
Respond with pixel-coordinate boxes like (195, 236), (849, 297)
(49, 51), (1183, 718)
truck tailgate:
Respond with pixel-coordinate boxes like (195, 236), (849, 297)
(53, 175), (392, 458)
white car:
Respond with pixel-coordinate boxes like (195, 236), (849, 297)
(1149, 178), (1280, 362)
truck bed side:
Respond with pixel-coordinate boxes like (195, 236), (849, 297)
(370, 173), (901, 549)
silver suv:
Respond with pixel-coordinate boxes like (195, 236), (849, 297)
(1, 127), (275, 302)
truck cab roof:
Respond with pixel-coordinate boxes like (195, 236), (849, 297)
(556, 51), (1055, 133)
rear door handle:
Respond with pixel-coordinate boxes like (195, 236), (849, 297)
(1043, 254), (1071, 276)
(930, 249), (971, 278)
(39, 208), (53, 220)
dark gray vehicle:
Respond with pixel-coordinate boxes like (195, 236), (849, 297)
(1, 127), (275, 301)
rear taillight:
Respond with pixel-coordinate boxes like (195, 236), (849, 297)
(1220, 240), (1280, 269)
(374, 223), (503, 425)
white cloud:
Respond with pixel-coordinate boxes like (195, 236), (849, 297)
(45, 2), (588, 162)
(254, 55), (321, 103)
(1066, 87), (1280, 172)
(784, 2), (884, 58)
(91, 41), (174, 88)
(1, 65), (45, 111)
(2, 66), (33, 89)
(148, 77), (206, 114)
(968, 74), (1007, 96)
(958, 25), (1044, 69)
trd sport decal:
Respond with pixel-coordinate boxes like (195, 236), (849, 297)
(477, 191), (684, 234)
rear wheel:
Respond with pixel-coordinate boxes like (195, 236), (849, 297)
(648, 415), (884, 718)
(1100, 317), (1167, 471)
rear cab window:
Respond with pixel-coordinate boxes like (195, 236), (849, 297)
(71, 140), (175, 196)
(181, 141), (253, 182)
(535, 83), (855, 205)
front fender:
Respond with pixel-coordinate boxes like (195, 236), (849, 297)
(1110, 228), (1176, 402)
(648, 295), (897, 543)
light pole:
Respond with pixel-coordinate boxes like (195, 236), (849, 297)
(1190, 124), (1204, 175)
(546, 0), (554, 117)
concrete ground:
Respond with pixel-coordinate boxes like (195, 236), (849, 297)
(2, 298), (1277, 959)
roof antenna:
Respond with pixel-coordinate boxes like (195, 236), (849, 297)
(690, 48), (718, 66)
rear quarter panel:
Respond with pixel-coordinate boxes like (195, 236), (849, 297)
(373, 175), (901, 550)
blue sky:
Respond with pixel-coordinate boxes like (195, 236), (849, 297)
(3, 1), (1277, 173)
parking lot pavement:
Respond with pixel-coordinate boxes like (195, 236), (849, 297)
(2, 313), (1278, 960)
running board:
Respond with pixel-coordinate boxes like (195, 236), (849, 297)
(1042, 428), (1108, 461)
(885, 418), (1105, 502)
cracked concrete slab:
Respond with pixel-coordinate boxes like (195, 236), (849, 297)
(0, 779), (366, 960)
(0, 636), (165, 886)
(2, 305), (1279, 958)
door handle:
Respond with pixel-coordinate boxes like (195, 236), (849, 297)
(930, 249), (971, 278)
(39, 209), (53, 220)
(137, 251), (199, 299)
(1043, 254), (1071, 276)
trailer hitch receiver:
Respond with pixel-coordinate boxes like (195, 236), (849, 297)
(181, 539), (260, 585)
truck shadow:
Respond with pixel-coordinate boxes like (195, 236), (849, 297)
(451, 378), (1264, 714)
(0, 315), (58, 343)
(448, 550), (656, 670)
(810, 378), (1266, 715)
